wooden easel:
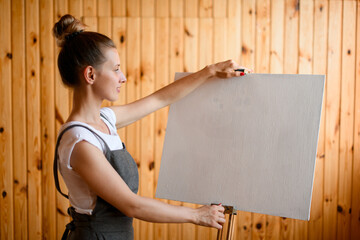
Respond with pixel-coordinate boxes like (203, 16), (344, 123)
(216, 206), (237, 240)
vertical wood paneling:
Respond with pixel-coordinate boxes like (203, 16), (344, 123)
(185, 0), (198, 17)
(0, 0), (14, 239)
(40, 0), (56, 239)
(140, 17), (155, 240)
(112, 17), (127, 141)
(170, 0), (183, 17)
(2, 1), (360, 239)
(154, 17), (170, 240)
(199, 0), (212, 18)
(26, 0), (42, 239)
(126, 17), (141, 240)
(156, 0), (169, 17)
(324, 1), (342, 240)
(84, 0), (97, 16)
(252, 0), (271, 239)
(213, 18), (227, 62)
(68, 0), (82, 19)
(337, 1), (356, 240)
(141, 0), (155, 17)
(309, 1), (328, 240)
(182, 17), (198, 240)
(112, 0), (126, 17)
(127, 0), (140, 17)
(296, 1), (314, 240)
(54, 1), (70, 239)
(351, 2), (360, 239)
(11, 0), (28, 239)
(168, 17), (184, 240)
(98, 0), (111, 16)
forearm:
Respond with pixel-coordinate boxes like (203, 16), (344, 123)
(151, 66), (212, 108)
(130, 195), (197, 224)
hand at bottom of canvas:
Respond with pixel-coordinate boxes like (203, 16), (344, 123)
(193, 204), (226, 230)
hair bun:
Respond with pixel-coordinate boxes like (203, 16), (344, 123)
(52, 14), (86, 47)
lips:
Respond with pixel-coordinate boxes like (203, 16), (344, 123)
(116, 87), (120, 93)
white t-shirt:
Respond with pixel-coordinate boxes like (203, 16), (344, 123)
(57, 107), (123, 215)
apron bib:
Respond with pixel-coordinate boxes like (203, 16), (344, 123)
(53, 115), (139, 240)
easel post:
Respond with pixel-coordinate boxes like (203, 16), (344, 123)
(216, 206), (237, 240)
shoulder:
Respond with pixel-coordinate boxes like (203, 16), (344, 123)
(58, 123), (104, 158)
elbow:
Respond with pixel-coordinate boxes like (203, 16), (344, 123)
(120, 196), (141, 218)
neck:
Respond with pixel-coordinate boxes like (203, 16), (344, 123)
(68, 86), (103, 124)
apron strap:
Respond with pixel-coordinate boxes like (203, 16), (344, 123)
(53, 124), (111, 199)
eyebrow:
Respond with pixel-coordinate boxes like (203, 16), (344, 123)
(114, 64), (120, 68)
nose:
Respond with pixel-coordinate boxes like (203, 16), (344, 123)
(119, 71), (127, 83)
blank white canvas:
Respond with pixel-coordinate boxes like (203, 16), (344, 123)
(156, 73), (325, 220)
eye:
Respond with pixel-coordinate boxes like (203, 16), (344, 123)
(115, 68), (120, 72)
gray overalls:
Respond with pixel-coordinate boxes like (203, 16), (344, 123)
(53, 114), (139, 240)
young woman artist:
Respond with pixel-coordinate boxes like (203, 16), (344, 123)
(53, 14), (251, 240)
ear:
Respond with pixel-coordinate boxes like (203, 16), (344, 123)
(83, 66), (96, 85)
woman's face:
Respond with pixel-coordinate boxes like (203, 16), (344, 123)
(93, 47), (126, 102)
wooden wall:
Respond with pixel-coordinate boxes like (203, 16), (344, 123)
(0, 0), (359, 239)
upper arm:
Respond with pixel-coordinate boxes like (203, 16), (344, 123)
(70, 140), (138, 216)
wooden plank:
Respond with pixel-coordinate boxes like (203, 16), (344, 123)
(0, 0), (14, 239)
(236, 1), (256, 239)
(255, 0), (270, 74)
(351, 2), (360, 239)
(26, 0), (42, 239)
(98, 0), (111, 16)
(40, 0), (56, 239)
(281, 1), (299, 238)
(170, 0), (183, 17)
(126, 17), (141, 240)
(227, 17), (241, 64)
(98, 16), (113, 108)
(213, 18), (227, 63)
(182, 17), (198, 240)
(154, 17), (170, 240)
(11, 0), (28, 239)
(141, 0), (155, 17)
(68, 0), (82, 19)
(283, 0), (299, 75)
(199, 18), (213, 67)
(83, 0), (97, 16)
(127, 0), (140, 17)
(168, 17), (184, 240)
(266, 0), (284, 239)
(139, 18), (155, 240)
(252, 0), (270, 239)
(185, 0), (198, 17)
(308, 1), (328, 240)
(83, 17), (98, 32)
(112, 0), (126, 17)
(54, 1), (70, 239)
(324, 1), (342, 240)
(198, 17), (214, 238)
(337, 1), (356, 240)
(295, 1), (314, 239)
(213, 0), (227, 18)
(199, 0), (213, 18)
(270, 0), (284, 74)
(112, 17), (127, 141)
(228, 0), (241, 18)
(156, 0), (169, 17)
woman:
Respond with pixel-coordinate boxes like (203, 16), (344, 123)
(53, 14), (250, 239)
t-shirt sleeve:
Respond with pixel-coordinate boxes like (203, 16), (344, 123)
(100, 107), (116, 128)
(59, 126), (105, 169)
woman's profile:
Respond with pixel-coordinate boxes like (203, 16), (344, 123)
(52, 14), (250, 240)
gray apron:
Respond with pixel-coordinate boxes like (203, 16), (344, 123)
(53, 114), (139, 240)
